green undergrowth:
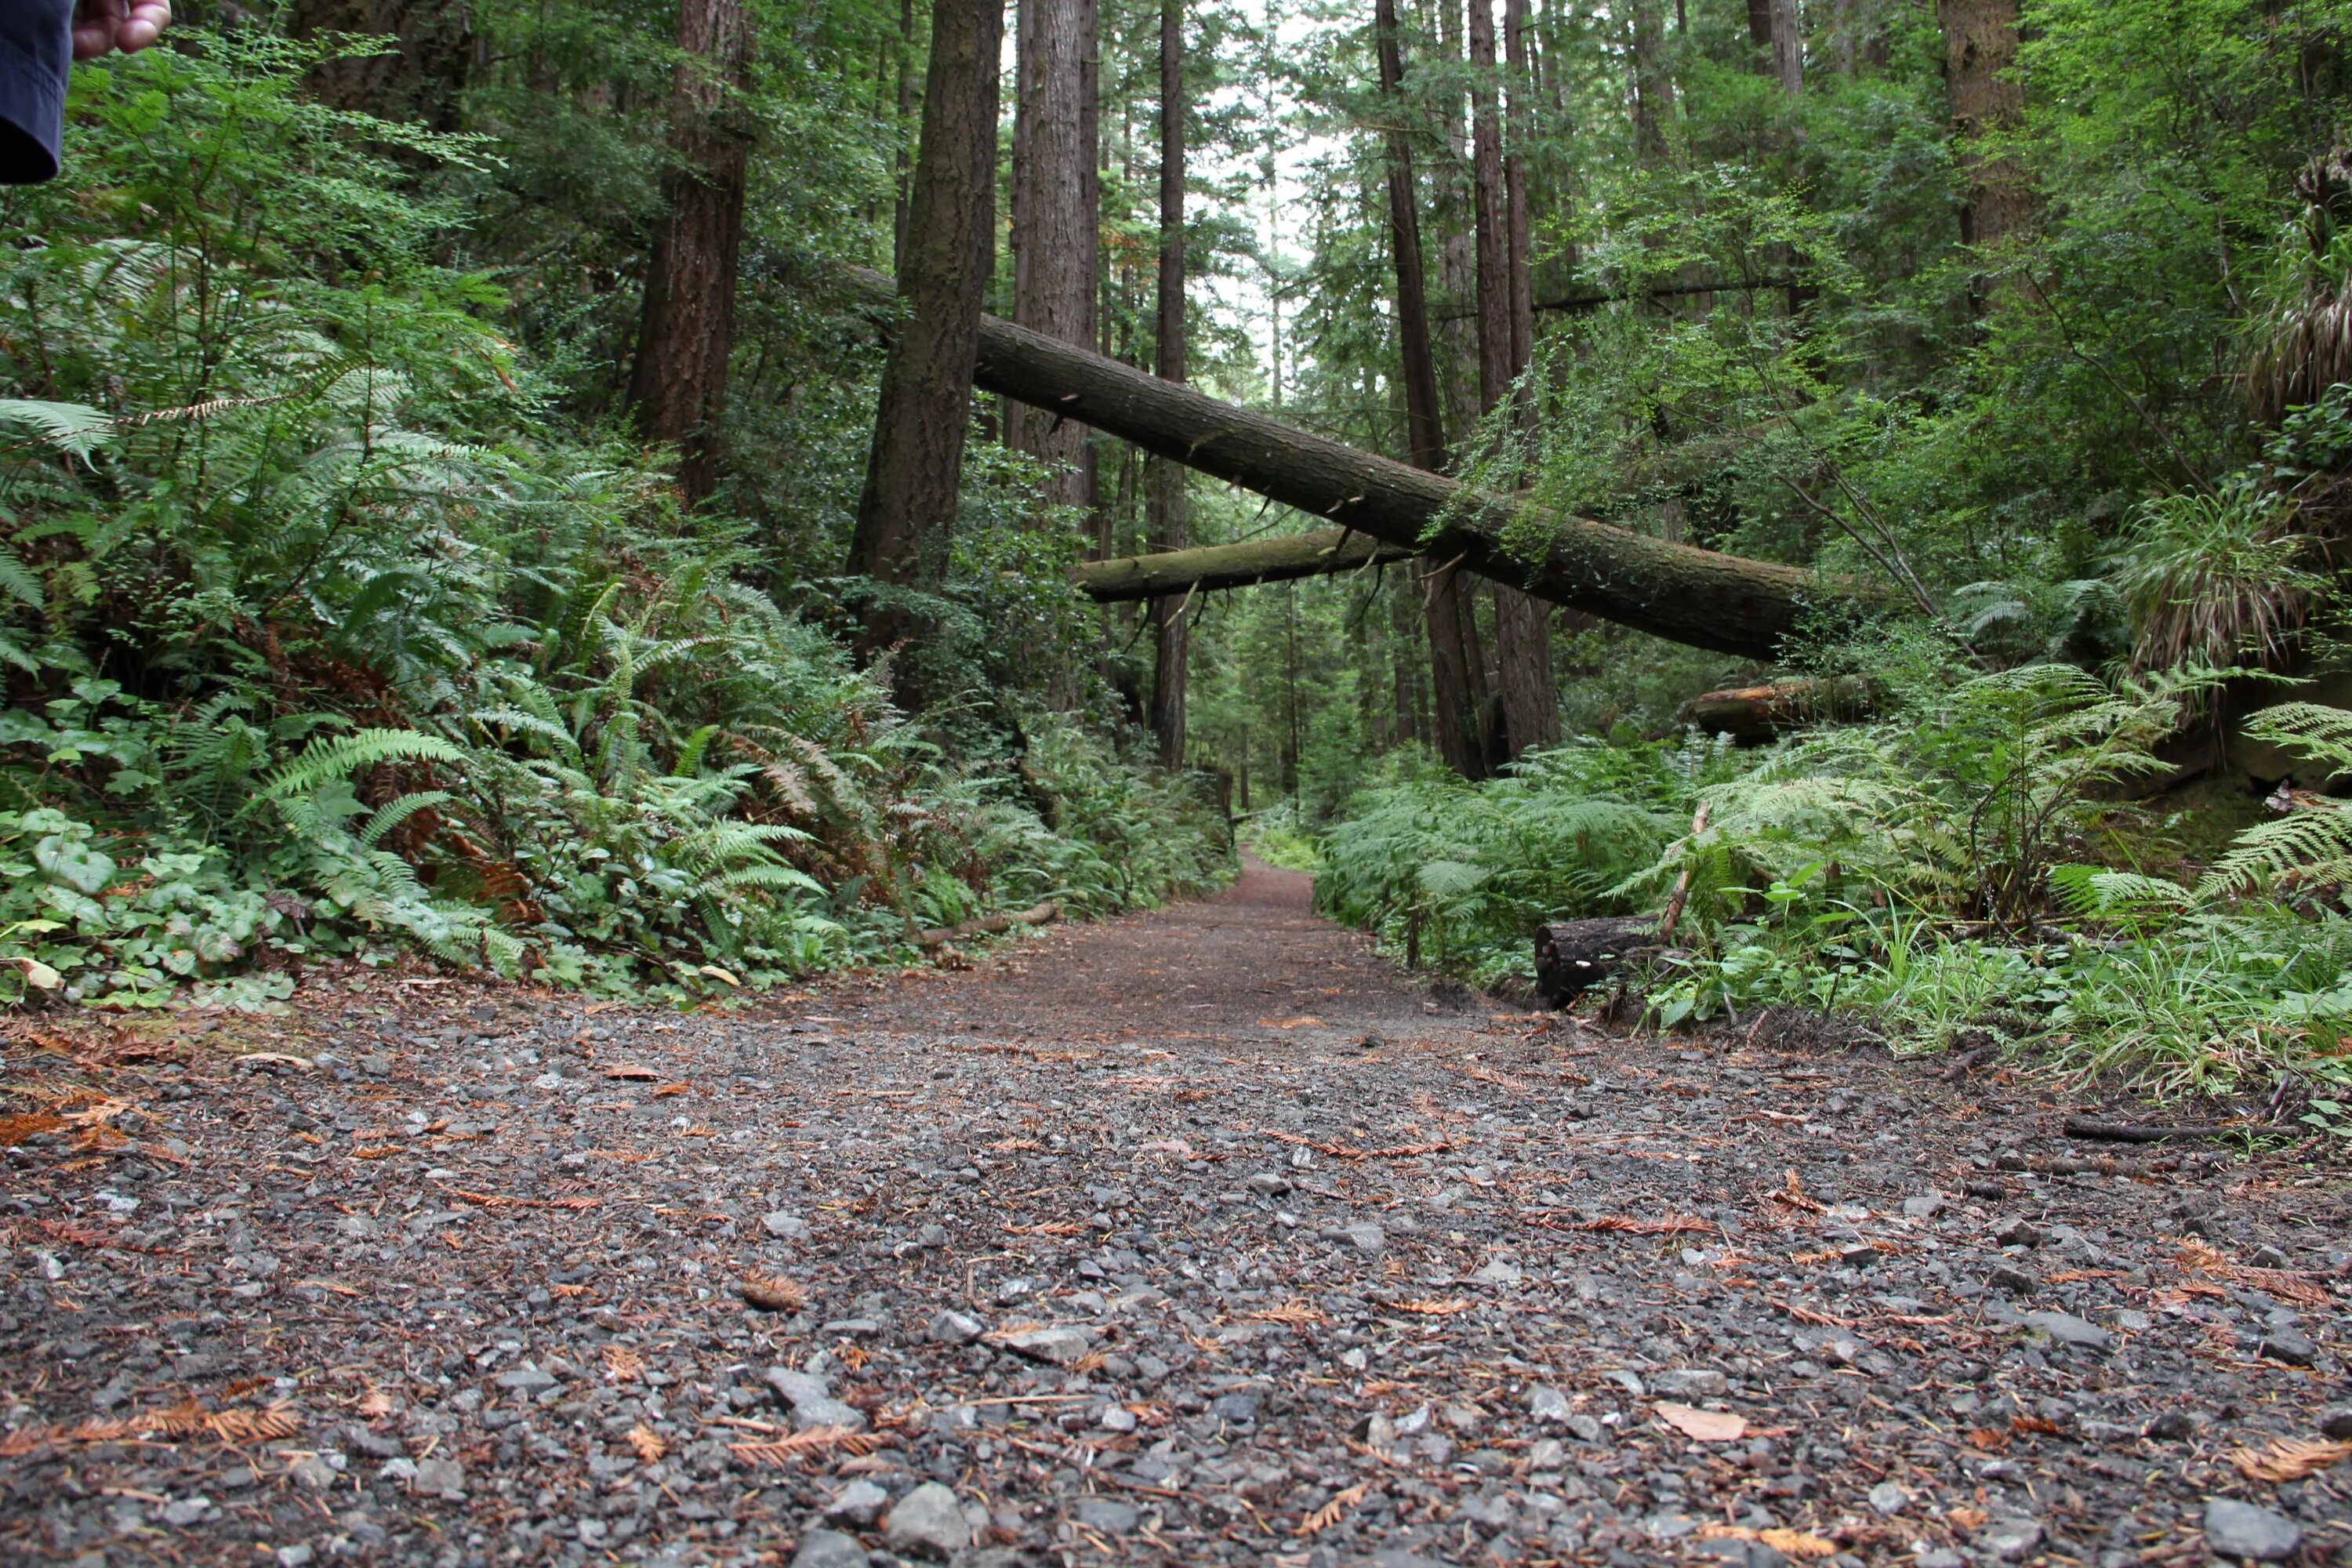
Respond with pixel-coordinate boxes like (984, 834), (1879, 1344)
(1316, 651), (2352, 1102)
(0, 38), (1230, 1011)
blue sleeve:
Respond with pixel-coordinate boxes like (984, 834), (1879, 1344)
(1, 0), (74, 185)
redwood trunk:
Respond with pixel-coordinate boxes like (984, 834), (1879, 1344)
(285, 0), (472, 129)
(1629, 0), (1671, 162)
(846, 0), (1004, 612)
(1937, 0), (2030, 247)
(629, 0), (754, 510)
(1147, 0), (1190, 768)
(1011, 0), (1102, 516)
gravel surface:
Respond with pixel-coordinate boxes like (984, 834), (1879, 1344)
(3, 859), (2350, 1567)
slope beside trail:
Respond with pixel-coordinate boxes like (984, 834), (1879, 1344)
(2, 860), (2348, 1568)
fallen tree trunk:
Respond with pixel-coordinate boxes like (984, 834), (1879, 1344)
(844, 270), (1881, 660)
(1083, 528), (1416, 600)
(916, 899), (1060, 949)
(1684, 677), (1875, 745)
(1534, 916), (1661, 1005)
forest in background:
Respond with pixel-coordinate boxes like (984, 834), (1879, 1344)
(5, 0), (2352, 1110)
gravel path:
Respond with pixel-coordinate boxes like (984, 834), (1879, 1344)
(3, 859), (2350, 1568)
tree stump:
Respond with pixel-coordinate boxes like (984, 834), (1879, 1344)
(1534, 916), (1660, 1006)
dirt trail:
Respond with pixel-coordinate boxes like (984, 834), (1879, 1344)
(2, 862), (2348, 1568)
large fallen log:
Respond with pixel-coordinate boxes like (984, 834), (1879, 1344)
(844, 270), (1882, 660)
(1082, 529), (1416, 601)
(1684, 677), (1875, 745)
(1534, 916), (1661, 1005)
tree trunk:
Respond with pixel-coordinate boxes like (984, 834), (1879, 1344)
(1147, 0), (1190, 768)
(1377, 0), (1486, 777)
(1494, 0), (1557, 758)
(285, 0), (473, 129)
(1011, 0), (1102, 517)
(893, 0), (915, 267)
(1628, 0), (1672, 163)
(844, 270), (1880, 659)
(1936, 0), (2030, 247)
(1466, 0), (1513, 420)
(1768, 0), (1803, 96)
(845, 0), (1004, 621)
(1083, 529), (1415, 599)
(629, 0), (755, 511)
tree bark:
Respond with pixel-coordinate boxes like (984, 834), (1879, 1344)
(1629, 0), (1672, 163)
(1083, 529), (1416, 599)
(1377, 0), (1486, 778)
(285, 0), (473, 129)
(629, 0), (755, 511)
(1936, 0), (2030, 248)
(1011, 0), (1102, 516)
(1768, 0), (1803, 96)
(1147, 0), (1190, 768)
(837, 273), (1878, 657)
(846, 0), (1004, 613)
(1492, 0), (1557, 759)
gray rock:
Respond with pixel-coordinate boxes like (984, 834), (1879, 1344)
(1074, 1497), (1140, 1535)
(288, 1455), (339, 1491)
(1470, 1256), (1523, 1287)
(1902, 1194), (1945, 1218)
(2143, 1410), (2198, 1441)
(998, 1325), (1093, 1366)
(762, 1211), (809, 1240)
(2019, 1311), (2111, 1351)
(822, 1479), (890, 1530)
(1528, 1384), (1573, 1425)
(789, 1529), (869, 1568)
(1344, 1221), (1387, 1254)
(1657, 1368), (1728, 1398)
(2203, 1498), (2302, 1561)
(1566, 1412), (1606, 1443)
(1209, 1392), (1260, 1424)
(765, 1367), (830, 1406)
(928, 1308), (986, 1345)
(1991, 1216), (2044, 1247)
(161, 1497), (212, 1527)
(2321, 1406), (2352, 1440)
(1914, 1552), (1964, 1568)
(765, 1367), (869, 1432)
(412, 1456), (466, 1500)
(884, 1481), (969, 1560)
(1245, 1172), (1291, 1196)
(1866, 1481), (1907, 1515)
(494, 1364), (557, 1395)
(274, 1547), (315, 1568)
(2252, 1326), (2316, 1366)
(1983, 1518), (2042, 1561)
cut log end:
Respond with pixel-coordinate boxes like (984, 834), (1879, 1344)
(1534, 916), (1661, 1007)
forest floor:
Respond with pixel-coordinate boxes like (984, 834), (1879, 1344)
(2, 861), (2350, 1568)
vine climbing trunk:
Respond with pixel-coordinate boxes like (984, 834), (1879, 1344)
(629, 0), (755, 510)
(1147, 0), (1190, 768)
(846, 0), (1005, 666)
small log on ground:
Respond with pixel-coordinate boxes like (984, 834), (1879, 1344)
(1684, 677), (1873, 746)
(1534, 916), (1661, 1005)
(917, 900), (1060, 949)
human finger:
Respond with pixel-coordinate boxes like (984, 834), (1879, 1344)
(72, 0), (128, 62)
(118, 0), (172, 53)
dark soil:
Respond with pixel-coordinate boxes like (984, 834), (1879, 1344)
(3, 860), (2349, 1568)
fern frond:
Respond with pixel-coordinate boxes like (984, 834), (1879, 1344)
(254, 729), (462, 804)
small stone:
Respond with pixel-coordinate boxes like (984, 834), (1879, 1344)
(494, 1365), (557, 1395)
(1245, 1172), (1291, 1196)
(1209, 1392), (1260, 1424)
(789, 1528), (870, 1568)
(2143, 1410), (2197, 1441)
(1914, 1552), (1965, 1568)
(1867, 1481), (1907, 1516)
(1075, 1497), (1140, 1535)
(1566, 1412), (1606, 1443)
(275, 1547), (315, 1568)
(2250, 1243), (2290, 1270)
(1901, 1194), (1945, 1218)
(1528, 1385), (1573, 1425)
(2252, 1326), (2316, 1367)
(1982, 1518), (2042, 1561)
(821, 1479), (889, 1529)
(412, 1456), (466, 1499)
(288, 1456), (338, 1491)
(929, 1308), (985, 1345)
(2019, 1310), (2111, 1351)
(161, 1497), (212, 1527)
(1099, 1403), (1138, 1433)
(762, 1211), (810, 1240)
(1657, 1368), (1728, 1398)
(2320, 1406), (2352, 1440)
(1344, 1221), (1387, 1254)
(2202, 1498), (2302, 1561)
(1986, 1265), (2038, 1294)
(884, 1481), (970, 1560)
(1991, 1216), (2044, 1248)
(997, 1326), (1093, 1366)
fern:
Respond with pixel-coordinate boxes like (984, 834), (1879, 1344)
(253, 729), (463, 805)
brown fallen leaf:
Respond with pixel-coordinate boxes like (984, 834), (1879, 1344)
(1966, 1428), (2010, 1452)
(737, 1274), (807, 1312)
(357, 1388), (397, 1420)
(602, 1064), (660, 1080)
(626, 1425), (666, 1463)
(1294, 1482), (1369, 1536)
(1258, 1016), (1327, 1030)
(1697, 1525), (1837, 1560)
(1946, 1507), (1989, 1532)
(1392, 1298), (1472, 1316)
(1580, 1214), (1716, 1236)
(2229, 1436), (2352, 1483)
(603, 1345), (644, 1382)
(1245, 1300), (1329, 1326)
(1655, 1402), (1745, 1443)
(651, 1083), (693, 1098)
